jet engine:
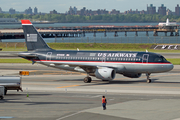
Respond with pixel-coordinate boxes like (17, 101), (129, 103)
(123, 73), (142, 78)
(95, 68), (116, 81)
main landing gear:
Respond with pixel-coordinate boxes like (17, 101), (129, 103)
(84, 76), (92, 83)
(146, 73), (151, 83)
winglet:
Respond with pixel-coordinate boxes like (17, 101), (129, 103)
(21, 20), (32, 25)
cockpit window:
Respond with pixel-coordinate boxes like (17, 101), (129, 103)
(154, 57), (163, 62)
(163, 57), (167, 62)
(154, 56), (167, 62)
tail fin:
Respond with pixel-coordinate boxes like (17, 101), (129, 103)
(21, 20), (52, 51)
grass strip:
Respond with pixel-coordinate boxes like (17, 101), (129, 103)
(167, 58), (180, 65)
(1, 43), (180, 53)
(0, 59), (31, 63)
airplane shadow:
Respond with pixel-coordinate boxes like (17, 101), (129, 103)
(53, 78), (161, 86)
(5, 93), (52, 97)
(99, 78), (180, 84)
(54, 78), (180, 86)
(53, 79), (83, 82)
(0, 93), (93, 105)
(0, 100), (94, 105)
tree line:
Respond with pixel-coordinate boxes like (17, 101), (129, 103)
(0, 13), (180, 23)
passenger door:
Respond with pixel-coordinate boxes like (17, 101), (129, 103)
(46, 52), (52, 61)
(142, 54), (149, 63)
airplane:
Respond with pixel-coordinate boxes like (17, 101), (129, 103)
(158, 18), (177, 26)
(18, 20), (174, 83)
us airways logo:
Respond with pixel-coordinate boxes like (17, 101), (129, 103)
(98, 53), (137, 57)
(27, 34), (37, 42)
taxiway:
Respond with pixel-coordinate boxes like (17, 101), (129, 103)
(0, 63), (180, 120)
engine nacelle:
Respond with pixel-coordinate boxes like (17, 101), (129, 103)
(95, 68), (116, 81)
(123, 73), (142, 78)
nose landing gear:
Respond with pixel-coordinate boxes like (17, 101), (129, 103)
(146, 73), (151, 83)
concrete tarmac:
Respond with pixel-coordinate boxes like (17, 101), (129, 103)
(0, 63), (180, 120)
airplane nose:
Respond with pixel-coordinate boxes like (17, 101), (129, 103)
(167, 63), (174, 71)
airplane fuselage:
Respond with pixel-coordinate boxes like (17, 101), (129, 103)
(22, 50), (173, 74)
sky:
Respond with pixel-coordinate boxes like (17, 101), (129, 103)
(0, 0), (180, 13)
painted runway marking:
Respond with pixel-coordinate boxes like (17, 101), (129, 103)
(27, 97), (32, 102)
(24, 83), (69, 86)
(57, 85), (80, 88)
(56, 111), (83, 120)
(173, 118), (180, 120)
(90, 95), (102, 98)
(109, 99), (115, 101)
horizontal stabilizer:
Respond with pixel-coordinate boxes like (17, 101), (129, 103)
(18, 52), (37, 58)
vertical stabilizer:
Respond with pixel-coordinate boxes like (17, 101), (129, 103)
(21, 20), (52, 51)
(166, 18), (169, 25)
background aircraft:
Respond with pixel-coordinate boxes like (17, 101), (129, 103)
(18, 20), (173, 83)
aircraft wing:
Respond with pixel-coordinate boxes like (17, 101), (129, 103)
(51, 62), (120, 73)
(52, 62), (116, 69)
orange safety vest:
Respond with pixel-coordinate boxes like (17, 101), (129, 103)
(102, 98), (106, 103)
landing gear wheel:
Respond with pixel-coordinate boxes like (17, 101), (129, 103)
(146, 73), (152, 83)
(4, 88), (7, 95)
(84, 77), (88, 83)
(147, 79), (151, 83)
(84, 77), (92, 83)
(87, 77), (92, 83)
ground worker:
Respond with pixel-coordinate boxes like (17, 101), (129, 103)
(102, 96), (107, 110)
